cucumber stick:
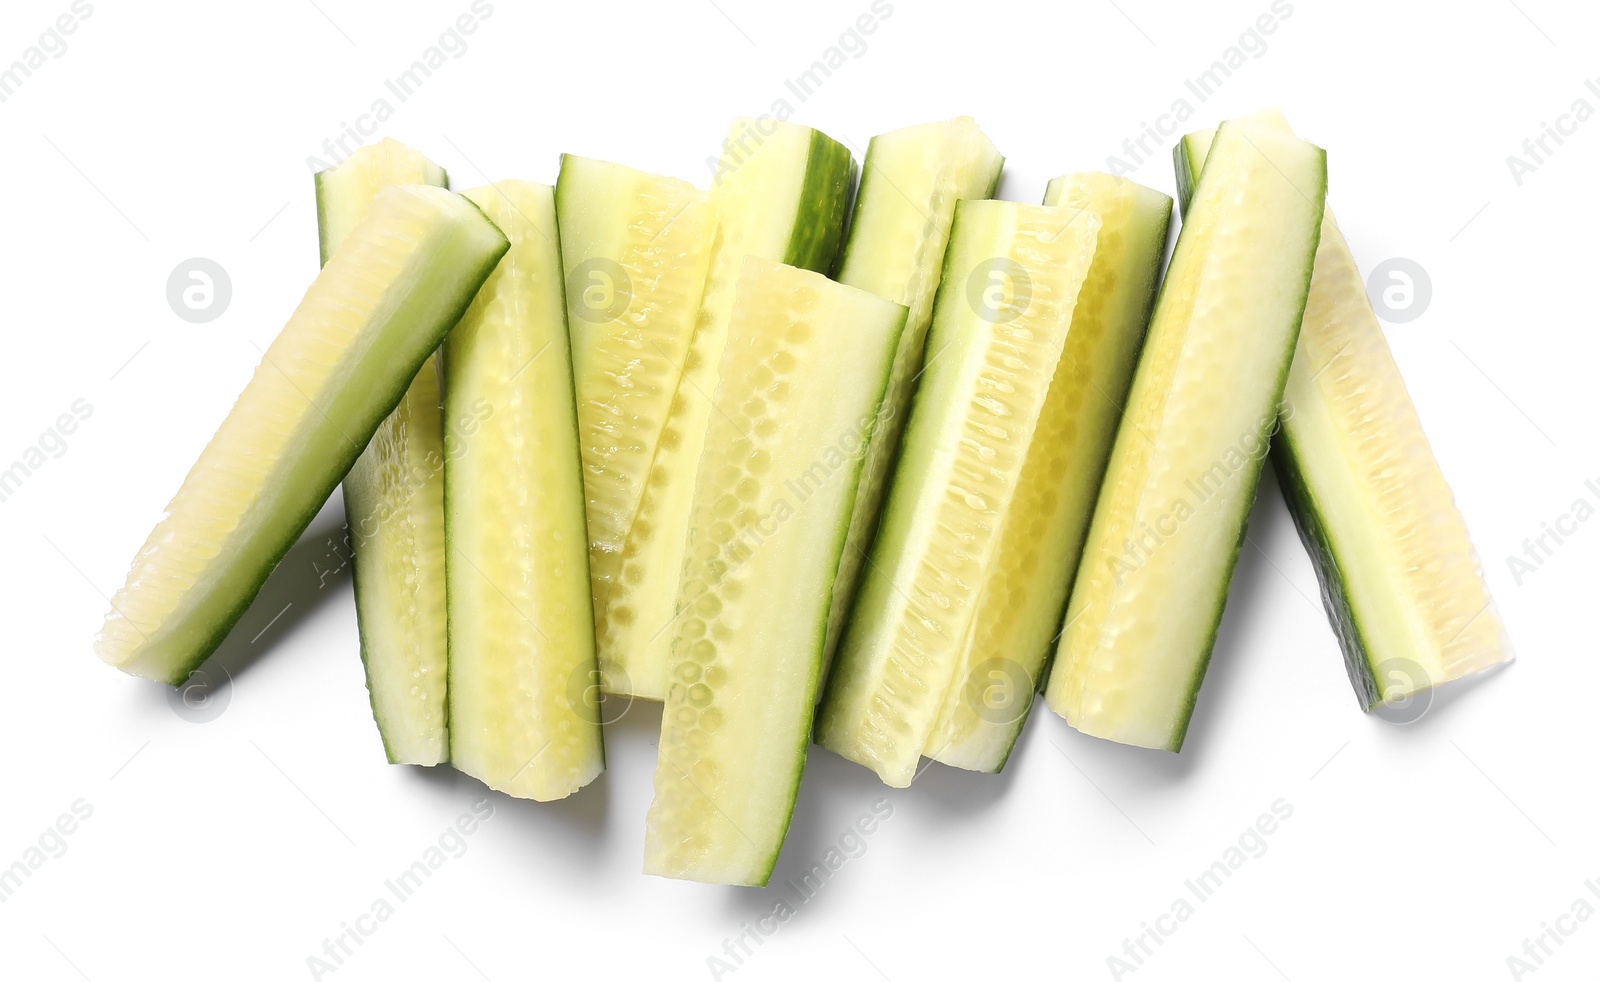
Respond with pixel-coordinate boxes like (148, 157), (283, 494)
(594, 119), (854, 700)
(1175, 118), (1513, 711)
(445, 183), (604, 801)
(923, 174), (1172, 773)
(822, 118), (1004, 677)
(818, 200), (1104, 788)
(96, 187), (508, 684)
(553, 156), (718, 696)
(1044, 110), (1327, 751)
(645, 257), (905, 886)
(314, 140), (452, 765)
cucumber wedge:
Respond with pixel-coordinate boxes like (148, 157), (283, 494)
(1175, 118), (1513, 711)
(1044, 110), (1327, 751)
(315, 138), (449, 264)
(923, 174), (1172, 773)
(96, 187), (508, 684)
(817, 200), (1103, 788)
(314, 139), (452, 765)
(445, 182), (604, 801)
(822, 117), (1004, 679)
(645, 257), (905, 886)
(596, 120), (854, 700)
(553, 156), (719, 697)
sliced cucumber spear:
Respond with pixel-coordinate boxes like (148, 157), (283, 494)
(594, 119), (855, 701)
(314, 139), (452, 766)
(823, 118), (1004, 679)
(923, 174), (1172, 773)
(818, 199), (1104, 788)
(1044, 110), (1327, 752)
(1175, 116), (1513, 711)
(554, 156), (719, 698)
(645, 257), (906, 886)
(96, 186), (508, 685)
(445, 182), (604, 801)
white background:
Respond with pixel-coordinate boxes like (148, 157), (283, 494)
(1, 0), (1594, 979)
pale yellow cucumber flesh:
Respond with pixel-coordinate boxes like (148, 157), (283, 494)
(823, 118), (1005, 681)
(817, 200), (1103, 788)
(1178, 121), (1513, 711)
(597, 120), (854, 700)
(96, 186), (508, 686)
(1044, 110), (1327, 752)
(923, 174), (1171, 772)
(554, 156), (719, 700)
(315, 139), (452, 766)
(444, 182), (604, 802)
(315, 138), (448, 263)
(645, 257), (905, 885)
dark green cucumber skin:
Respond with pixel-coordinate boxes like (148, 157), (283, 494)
(782, 129), (857, 273)
(166, 202), (507, 688)
(1173, 139), (1201, 218)
(828, 131), (879, 279)
(1272, 435), (1382, 710)
(759, 304), (908, 885)
(317, 163), (453, 764)
(1165, 130), (1327, 750)
(1176, 134), (1382, 710)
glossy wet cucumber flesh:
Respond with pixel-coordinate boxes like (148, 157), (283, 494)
(597, 120), (854, 701)
(1176, 120), (1513, 711)
(645, 257), (904, 885)
(924, 174), (1171, 773)
(96, 186), (507, 687)
(445, 182), (605, 801)
(818, 199), (1103, 787)
(823, 118), (1004, 679)
(1044, 110), (1326, 752)
(554, 155), (720, 700)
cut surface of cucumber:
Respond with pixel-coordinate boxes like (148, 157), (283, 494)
(1176, 120), (1513, 711)
(96, 186), (508, 685)
(315, 138), (448, 264)
(645, 256), (905, 885)
(554, 156), (719, 698)
(596, 119), (855, 701)
(1044, 110), (1327, 752)
(923, 174), (1172, 773)
(445, 182), (605, 801)
(823, 117), (1004, 680)
(817, 199), (1103, 788)
(315, 139), (452, 765)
